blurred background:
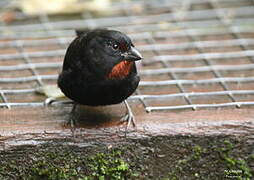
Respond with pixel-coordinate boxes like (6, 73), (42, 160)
(0, 0), (254, 145)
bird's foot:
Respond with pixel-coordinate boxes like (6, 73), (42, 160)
(67, 116), (76, 128)
(68, 103), (77, 137)
(121, 100), (137, 133)
(121, 111), (136, 130)
(68, 117), (76, 137)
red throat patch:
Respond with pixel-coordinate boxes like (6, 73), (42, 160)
(107, 60), (133, 79)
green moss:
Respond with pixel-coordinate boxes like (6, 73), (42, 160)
(0, 147), (134, 180)
(166, 139), (253, 180)
(192, 145), (207, 160)
(0, 135), (253, 179)
(87, 150), (133, 180)
(218, 141), (252, 179)
(25, 151), (82, 180)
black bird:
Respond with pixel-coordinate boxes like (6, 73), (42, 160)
(58, 29), (142, 128)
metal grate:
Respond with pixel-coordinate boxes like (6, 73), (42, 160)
(1, 0), (254, 113)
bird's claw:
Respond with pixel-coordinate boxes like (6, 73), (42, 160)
(69, 118), (76, 137)
(121, 111), (136, 130)
(121, 100), (137, 132)
(69, 103), (78, 137)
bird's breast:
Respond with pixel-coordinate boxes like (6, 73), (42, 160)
(106, 60), (133, 79)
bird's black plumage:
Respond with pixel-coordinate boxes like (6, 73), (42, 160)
(58, 29), (142, 106)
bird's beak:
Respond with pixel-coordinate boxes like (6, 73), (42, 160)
(122, 47), (143, 61)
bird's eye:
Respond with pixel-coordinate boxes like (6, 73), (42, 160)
(112, 44), (119, 50)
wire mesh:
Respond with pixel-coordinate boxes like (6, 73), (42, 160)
(0, 0), (254, 113)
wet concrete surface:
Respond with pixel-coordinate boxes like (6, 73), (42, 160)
(0, 103), (254, 150)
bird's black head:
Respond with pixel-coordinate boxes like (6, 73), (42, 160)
(72, 29), (142, 79)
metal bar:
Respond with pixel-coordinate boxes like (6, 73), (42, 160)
(137, 39), (254, 52)
(39, 14), (69, 49)
(1, 38), (254, 61)
(1, 50), (254, 71)
(129, 90), (254, 100)
(176, 2), (238, 104)
(1, 91), (254, 108)
(139, 77), (254, 86)
(145, 24), (193, 106)
(0, 92), (10, 109)
(140, 64), (254, 75)
(0, 50), (65, 61)
(0, 102), (44, 108)
(117, 5), (149, 111)
(1, 63), (254, 82)
(0, 25), (252, 49)
(0, 75), (253, 94)
(0, 62), (61, 71)
(179, 23), (237, 102)
(0, 10), (12, 109)
(1, 6), (254, 32)
(0, 23), (253, 40)
(152, 26), (254, 39)
(1, 101), (254, 110)
(145, 101), (254, 112)
(2, 38), (254, 59)
(0, 74), (253, 93)
(14, 41), (44, 86)
(0, 38), (73, 49)
(148, 50), (254, 63)
(0, 89), (36, 94)
(1, 100), (254, 110)
(0, 75), (58, 83)
(211, 0), (254, 64)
